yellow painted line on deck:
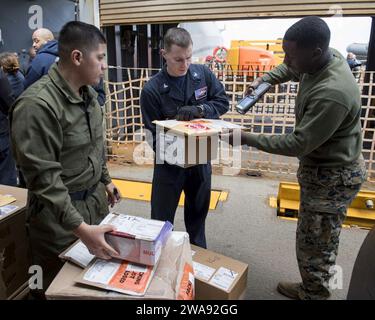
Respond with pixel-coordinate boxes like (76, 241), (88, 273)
(219, 191), (228, 202)
(112, 178), (228, 210)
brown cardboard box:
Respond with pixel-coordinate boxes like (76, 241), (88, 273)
(156, 121), (218, 168)
(154, 119), (242, 168)
(46, 232), (194, 300)
(191, 245), (248, 300)
(0, 185), (31, 299)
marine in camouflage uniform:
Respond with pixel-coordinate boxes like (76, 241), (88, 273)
(238, 17), (367, 299)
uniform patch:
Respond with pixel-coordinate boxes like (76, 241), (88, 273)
(194, 86), (207, 100)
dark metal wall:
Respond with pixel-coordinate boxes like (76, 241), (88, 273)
(0, 0), (77, 54)
(104, 23), (177, 82)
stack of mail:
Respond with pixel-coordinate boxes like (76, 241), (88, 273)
(58, 213), (174, 296)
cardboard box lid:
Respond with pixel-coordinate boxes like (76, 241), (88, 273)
(153, 119), (243, 137)
(0, 185), (27, 222)
(103, 212), (173, 242)
(191, 245), (248, 293)
(47, 232), (194, 300)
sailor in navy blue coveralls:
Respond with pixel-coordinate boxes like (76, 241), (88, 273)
(140, 64), (229, 248)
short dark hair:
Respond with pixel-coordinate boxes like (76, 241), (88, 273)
(58, 21), (106, 60)
(0, 52), (19, 74)
(284, 16), (330, 50)
(164, 27), (192, 51)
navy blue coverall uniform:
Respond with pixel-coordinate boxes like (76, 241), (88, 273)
(0, 69), (17, 186)
(140, 64), (229, 248)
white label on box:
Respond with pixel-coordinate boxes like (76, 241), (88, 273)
(83, 259), (121, 285)
(209, 267), (238, 292)
(191, 250), (196, 257)
(193, 262), (216, 281)
(162, 132), (185, 165)
(159, 131), (185, 166)
(65, 241), (94, 268)
(109, 215), (165, 240)
(159, 132), (175, 156)
(207, 120), (242, 130)
(157, 119), (181, 128)
(131, 219), (165, 239)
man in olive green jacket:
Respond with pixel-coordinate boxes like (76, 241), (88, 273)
(10, 21), (120, 294)
(232, 17), (366, 299)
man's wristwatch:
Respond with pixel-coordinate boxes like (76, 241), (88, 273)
(196, 104), (205, 117)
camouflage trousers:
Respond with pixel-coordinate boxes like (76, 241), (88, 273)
(296, 157), (367, 299)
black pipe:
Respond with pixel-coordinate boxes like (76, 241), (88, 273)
(366, 16), (375, 72)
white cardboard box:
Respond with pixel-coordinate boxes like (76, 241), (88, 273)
(102, 213), (173, 266)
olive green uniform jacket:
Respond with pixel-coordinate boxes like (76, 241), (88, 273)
(10, 63), (111, 269)
(246, 48), (362, 167)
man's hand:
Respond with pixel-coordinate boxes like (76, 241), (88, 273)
(176, 105), (200, 121)
(106, 182), (121, 208)
(220, 129), (258, 147)
(73, 222), (120, 260)
(245, 77), (264, 96)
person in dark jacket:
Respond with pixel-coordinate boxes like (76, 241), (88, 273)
(93, 77), (106, 107)
(140, 28), (229, 248)
(0, 68), (17, 186)
(346, 52), (362, 71)
(19, 47), (37, 76)
(0, 52), (25, 98)
(24, 28), (106, 105)
(24, 28), (59, 89)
